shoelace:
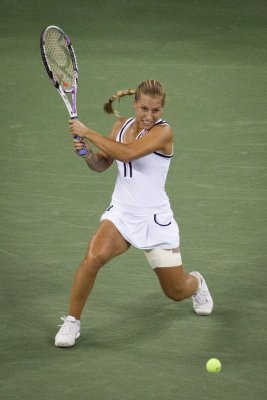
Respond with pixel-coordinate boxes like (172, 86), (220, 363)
(57, 315), (68, 327)
(193, 288), (209, 304)
(57, 316), (78, 335)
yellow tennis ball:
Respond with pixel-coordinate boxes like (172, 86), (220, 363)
(206, 358), (222, 373)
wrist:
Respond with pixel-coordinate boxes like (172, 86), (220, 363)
(83, 150), (93, 161)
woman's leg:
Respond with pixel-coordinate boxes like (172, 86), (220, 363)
(68, 220), (130, 319)
(154, 264), (213, 315)
(55, 220), (130, 347)
(154, 265), (198, 301)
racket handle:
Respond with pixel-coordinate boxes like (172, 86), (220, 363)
(74, 135), (88, 157)
(70, 117), (88, 157)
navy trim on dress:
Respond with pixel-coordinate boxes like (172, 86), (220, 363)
(154, 214), (172, 226)
(154, 151), (173, 158)
(119, 118), (134, 143)
(123, 161), (133, 178)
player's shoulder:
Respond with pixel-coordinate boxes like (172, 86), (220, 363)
(112, 117), (132, 130)
(150, 120), (173, 138)
(109, 117), (132, 139)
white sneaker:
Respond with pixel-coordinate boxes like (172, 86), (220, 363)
(190, 272), (213, 315)
(55, 316), (80, 347)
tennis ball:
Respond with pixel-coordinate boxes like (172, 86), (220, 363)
(206, 358), (221, 373)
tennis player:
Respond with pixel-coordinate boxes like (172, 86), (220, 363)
(55, 80), (213, 347)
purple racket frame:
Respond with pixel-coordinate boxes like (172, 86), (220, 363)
(40, 25), (87, 157)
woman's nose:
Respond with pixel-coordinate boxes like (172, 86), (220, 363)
(146, 110), (153, 119)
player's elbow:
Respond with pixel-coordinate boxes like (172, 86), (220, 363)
(119, 156), (131, 163)
(119, 150), (136, 163)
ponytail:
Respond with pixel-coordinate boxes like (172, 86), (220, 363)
(103, 88), (136, 117)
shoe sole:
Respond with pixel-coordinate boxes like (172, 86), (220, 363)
(194, 307), (213, 316)
(55, 332), (80, 348)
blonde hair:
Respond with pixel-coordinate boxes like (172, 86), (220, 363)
(103, 80), (166, 117)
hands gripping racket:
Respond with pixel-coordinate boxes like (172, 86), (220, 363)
(40, 25), (87, 157)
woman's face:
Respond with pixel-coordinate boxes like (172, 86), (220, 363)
(134, 94), (164, 130)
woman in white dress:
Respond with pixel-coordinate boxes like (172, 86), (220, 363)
(55, 80), (213, 347)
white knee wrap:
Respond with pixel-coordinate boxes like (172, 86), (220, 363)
(144, 248), (182, 269)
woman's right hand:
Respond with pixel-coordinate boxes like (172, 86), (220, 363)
(73, 137), (91, 156)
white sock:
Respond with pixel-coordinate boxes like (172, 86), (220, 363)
(67, 315), (80, 324)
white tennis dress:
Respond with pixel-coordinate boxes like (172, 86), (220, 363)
(100, 118), (180, 249)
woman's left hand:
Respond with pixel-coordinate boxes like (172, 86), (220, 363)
(69, 119), (89, 139)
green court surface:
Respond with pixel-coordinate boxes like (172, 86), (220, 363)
(0, 0), (266, 399)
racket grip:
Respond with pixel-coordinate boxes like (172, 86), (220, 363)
(74, 135), (88, 157)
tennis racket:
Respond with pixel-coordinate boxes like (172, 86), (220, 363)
(40, 25), (87, 157)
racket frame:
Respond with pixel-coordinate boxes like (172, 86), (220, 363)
(40, 25), (87, 156)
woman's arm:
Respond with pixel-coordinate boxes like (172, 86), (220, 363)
(83, 150), (113, 173)
(72, 118), (126, 173)
(69, 119), (173, 163)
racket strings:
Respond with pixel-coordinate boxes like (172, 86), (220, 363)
(44, 29), (75, 91)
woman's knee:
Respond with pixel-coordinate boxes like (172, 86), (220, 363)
(81, 221), (130, 274)
(81, 248), (108, 274)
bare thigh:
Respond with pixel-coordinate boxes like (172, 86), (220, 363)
(82, 220), (131, 271)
